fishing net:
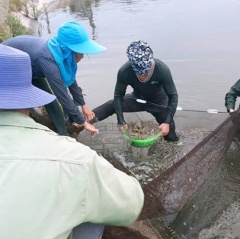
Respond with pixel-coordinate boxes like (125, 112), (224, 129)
(101, 111), (240, 239)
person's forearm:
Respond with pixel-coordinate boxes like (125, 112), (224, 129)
(164, 94), (178, 123)
(53, 87), (85, 124)
(67, 108), (86, 124)
(114, 80), (127, 125)
(51, 82), (86, 123)
(69, 81), (85, 106)
(41, 63), (86, 124)
(114, 98), (125, 125)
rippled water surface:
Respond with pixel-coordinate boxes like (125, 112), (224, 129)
(38, 0), (240, 111)
(37, 0), (240, 238)
(170, 139), (240, 238)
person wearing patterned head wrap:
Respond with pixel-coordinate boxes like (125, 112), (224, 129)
(92, 40), (179, 141)
(126, 40), (153, 75)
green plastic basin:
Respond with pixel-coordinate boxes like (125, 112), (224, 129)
(123, 132), (161, 148)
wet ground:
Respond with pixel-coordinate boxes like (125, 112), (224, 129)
(78, 111), (240, 239)
(77, 111), (240, 239)
(78, 111), (228, 185)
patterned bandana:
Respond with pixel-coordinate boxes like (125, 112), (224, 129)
(126, 40), (153, 75)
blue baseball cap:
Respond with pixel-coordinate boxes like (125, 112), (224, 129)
(57, 21), (106, 54)
(0, 45), (56, 109)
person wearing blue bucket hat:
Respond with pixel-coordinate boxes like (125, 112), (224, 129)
(0, 45), (56, 109)
(2, 21), (106, 137)
(92, 40), (179, 142)
(0, 44), (144, 239)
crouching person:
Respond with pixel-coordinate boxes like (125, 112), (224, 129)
(0, 45), (144, 239)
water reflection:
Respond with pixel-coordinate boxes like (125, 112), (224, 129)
(38, 0), (101, 38)
(38, 0), (146, 37)
(37, 0), (240, 111)
(68, 0), (99, 39)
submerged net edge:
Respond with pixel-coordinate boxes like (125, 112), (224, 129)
(103, 112), (240, 239)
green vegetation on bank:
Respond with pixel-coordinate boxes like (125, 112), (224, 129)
(0, 0), (32, 41)
(0, 14), (31, 41)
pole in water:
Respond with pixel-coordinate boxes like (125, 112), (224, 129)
(136, 99), (226, 113)
(207, 109), (219, 113)
(177, 106), (225, 114)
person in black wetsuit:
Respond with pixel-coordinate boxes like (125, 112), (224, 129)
(92, 40), (179, 141)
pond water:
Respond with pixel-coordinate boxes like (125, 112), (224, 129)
(36, 0), (240, 238)
(170, 139), (240, 239)
(37, 0), (240, 111)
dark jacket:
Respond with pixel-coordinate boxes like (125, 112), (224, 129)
(225, 79), (240, 111)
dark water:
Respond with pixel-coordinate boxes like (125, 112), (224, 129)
(169, 138), (240, 238)
(37, 0), (240, 238)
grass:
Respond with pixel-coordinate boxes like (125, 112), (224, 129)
(9, 0), (26, 12)
(0, 14), (31, 41)
(0, 0), (34, 41)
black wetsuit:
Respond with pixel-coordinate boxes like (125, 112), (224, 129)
(93, 58), (178, 141)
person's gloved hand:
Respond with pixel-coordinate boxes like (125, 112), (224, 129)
(117, 123), (128, 133)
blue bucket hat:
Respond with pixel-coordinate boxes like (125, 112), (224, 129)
(126, 40), (153, 75)
(0, 45), (56, 109)
(57, 21), (106, 54)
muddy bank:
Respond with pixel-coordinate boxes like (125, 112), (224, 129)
(0, 0), (9, 23)
(0, 0), (59, 36)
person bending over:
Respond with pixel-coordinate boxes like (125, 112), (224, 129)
(93, 40), (179, 141)
(0, 45), (144, 239)
(2, 21), (106, 136)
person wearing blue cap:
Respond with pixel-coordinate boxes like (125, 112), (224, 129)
(92, 40), (179, 141)
(2, 21), (106, 137)
(0, 44), (144, 239)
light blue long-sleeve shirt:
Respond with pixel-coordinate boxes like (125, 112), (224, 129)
(0, 111), (144, 239)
